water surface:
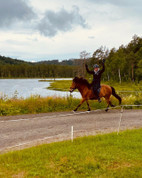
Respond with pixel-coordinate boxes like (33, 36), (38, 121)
(0, 79), (81, 99)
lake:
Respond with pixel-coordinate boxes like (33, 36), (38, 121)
(0, 79), (81, 99)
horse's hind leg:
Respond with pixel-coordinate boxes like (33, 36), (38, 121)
(104, 96), (110, 112)
(86, 100), (91, 111)
(105, 106), (109, 112)
(109, 101), (115, 107)
(105, 96), (115, 112)
(74, 99), (85, 112)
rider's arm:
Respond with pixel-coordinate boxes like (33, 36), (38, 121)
(85, 64), (94, 74)
(100, 59), (105, 74)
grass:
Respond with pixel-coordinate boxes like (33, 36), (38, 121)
(0, 128), (142, 177)
(0, 94), (141, 116)
(47, 80), (72, 91)
(0, 95), (108, 116)
(0, 92), (142, 116)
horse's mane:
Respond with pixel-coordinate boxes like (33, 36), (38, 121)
(73, 77), (91, 88)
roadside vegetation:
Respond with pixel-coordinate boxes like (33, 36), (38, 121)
(0, 95), (107, 116)
(0, 129), (142, 177)
(0, 90), (142, 116)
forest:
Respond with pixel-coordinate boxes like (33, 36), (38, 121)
(0, 56), (75, 78)
(78, 35), (142, 83)
(0, 35), (142, 82)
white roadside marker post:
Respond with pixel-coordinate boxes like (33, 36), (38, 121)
(117, 106), (124, 135)
(71, 126), (74, 142)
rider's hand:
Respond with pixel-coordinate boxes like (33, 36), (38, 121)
(102, 59), (105, 63)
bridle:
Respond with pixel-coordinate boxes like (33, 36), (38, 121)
(69, 87), (76, 93)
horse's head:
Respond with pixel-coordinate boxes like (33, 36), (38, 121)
(69, 77), (79, 93)
(70, 77), (90, 93)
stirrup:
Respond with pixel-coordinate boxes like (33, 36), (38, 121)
(98, 98), (101, 103)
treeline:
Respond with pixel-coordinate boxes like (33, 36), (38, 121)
(0, 55), (31, 65)
(103, 35), (142, 82)
(0, 54), (76, 78)
(0, 64), (75, 78)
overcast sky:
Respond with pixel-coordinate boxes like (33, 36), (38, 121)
(0, 0), (141, 62)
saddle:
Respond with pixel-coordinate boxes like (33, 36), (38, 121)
(90, 86), (101, 100)
(91, 86), (101, 95)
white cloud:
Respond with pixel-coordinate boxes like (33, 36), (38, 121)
(0, 0), (141, 61)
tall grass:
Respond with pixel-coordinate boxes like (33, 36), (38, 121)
(0, 95), (107, 116)
(0, 129), (142, 177)
(0, 93), (142, 116)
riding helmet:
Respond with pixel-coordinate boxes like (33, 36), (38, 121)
(93, 64), (99, 68)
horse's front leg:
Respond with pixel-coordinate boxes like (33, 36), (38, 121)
(74, 99), (86, 112)
(86, 100), (91, 111)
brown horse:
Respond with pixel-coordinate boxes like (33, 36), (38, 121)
(69, 77), (121, 112)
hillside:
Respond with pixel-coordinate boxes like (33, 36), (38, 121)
(37, 59), (75, 66)
(0, 55), (31, 65)
(0, 55), (76, 66)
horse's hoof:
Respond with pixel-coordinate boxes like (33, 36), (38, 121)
(105, 108), (109, 112)
(111, 105), (115, 107)
(73, 109), (77, 112)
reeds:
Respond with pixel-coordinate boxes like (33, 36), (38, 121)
(0, 91), (142, 116)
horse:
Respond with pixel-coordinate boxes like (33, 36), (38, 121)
(69, 77), (121, 112)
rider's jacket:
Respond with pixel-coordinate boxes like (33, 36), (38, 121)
(85, 63), (105, 90)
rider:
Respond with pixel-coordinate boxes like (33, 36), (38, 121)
(85, 59), (105, 103)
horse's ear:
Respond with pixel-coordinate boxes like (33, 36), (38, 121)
(73, 76), (78, 82)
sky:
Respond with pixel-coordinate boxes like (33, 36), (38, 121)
(0, 0), (142, 62)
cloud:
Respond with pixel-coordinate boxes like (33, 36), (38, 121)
(86, 0), (140, 6)
(88, 36), (95, 39)
(37, 6), (88, 37)
(0, 0), (35, 27)
(84, 0), (142, 23)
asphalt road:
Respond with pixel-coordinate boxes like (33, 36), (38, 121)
(0, 109), (142, 153)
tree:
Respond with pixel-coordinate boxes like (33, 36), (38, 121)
(80, 50), (90, 77)
(136, 59), (142, 82)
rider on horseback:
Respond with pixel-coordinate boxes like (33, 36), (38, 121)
(85, 59), (105, 103)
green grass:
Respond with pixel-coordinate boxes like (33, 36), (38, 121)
(0, 129), (142, 177)
(0, 92), (142, 116)
(0, 95), (108, 116)
(47, 80), (72, 91)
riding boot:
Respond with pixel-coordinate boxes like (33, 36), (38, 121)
(96, 90), (101, 103)
(93, 86), (101, 103)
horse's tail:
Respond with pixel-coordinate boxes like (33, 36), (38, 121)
(111, 87), (122, 105)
